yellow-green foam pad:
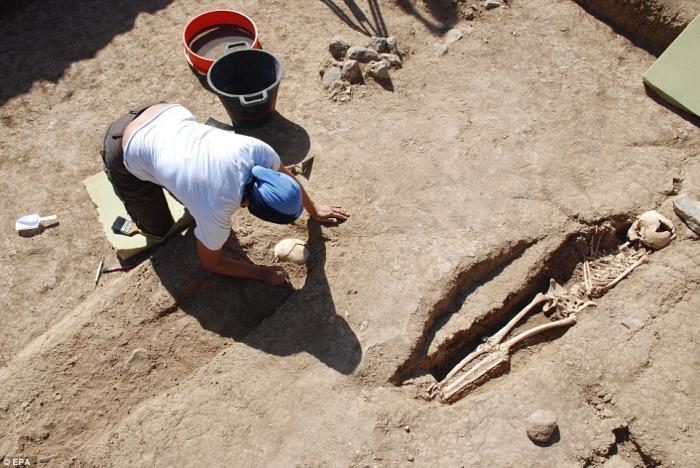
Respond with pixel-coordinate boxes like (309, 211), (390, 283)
(643, 14), (700, 117)
(83, 172), (193, 260)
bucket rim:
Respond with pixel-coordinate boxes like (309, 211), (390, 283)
(183, 9), (260, 74)
(206, 49), (284, 99)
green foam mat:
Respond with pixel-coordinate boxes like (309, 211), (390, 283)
(643, 14), (700, 117)
(83, 172), (193, 260)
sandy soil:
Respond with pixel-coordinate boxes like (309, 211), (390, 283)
(1, 0), (698, 466)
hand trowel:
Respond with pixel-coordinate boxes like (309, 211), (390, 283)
(15, 213), (57, 231)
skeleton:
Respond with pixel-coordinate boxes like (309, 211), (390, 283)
(430, 216), (669, 404)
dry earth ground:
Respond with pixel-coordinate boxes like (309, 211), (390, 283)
(0, 0), (699, 466)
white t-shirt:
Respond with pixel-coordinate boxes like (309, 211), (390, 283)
(123, 105), (281, 250)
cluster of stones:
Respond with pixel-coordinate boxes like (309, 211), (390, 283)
(461, 0), (504, 20)
(320, 35), (403, 101)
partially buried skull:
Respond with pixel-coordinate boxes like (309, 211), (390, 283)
(627, 210), (675, 250)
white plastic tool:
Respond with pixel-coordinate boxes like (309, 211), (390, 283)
(15, 213), (57, 231)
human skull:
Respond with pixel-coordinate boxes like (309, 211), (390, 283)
(273, 238), (309, 264)
(627, 211), (675, 250)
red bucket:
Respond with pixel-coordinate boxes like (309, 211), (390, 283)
(183, 10), (262, 75)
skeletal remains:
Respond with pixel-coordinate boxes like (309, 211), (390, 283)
(430, 211), (674, 403)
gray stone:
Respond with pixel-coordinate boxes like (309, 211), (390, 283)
(621, 315), (644, 332)
(367, 36), (389, 53)
(464, 8), (476, 20)
(386, 36), (400, 55)
(485, 0), (500, 9)
(673, 195), (700, 236)
(435, 43), (449, 56)
(322, 67), (343, 88)
(124, 347), (150, 375)
(348, 46), (381, 63)
(329, 36), (350, 60)
(341, 60), (362, 83)
(380, 53), (402, 69)
(367, 61), (390, 80)
(526, 409), (558, 444)
(445, 28), (465, 45)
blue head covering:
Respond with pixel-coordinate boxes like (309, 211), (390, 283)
(246, 166), (303, 224)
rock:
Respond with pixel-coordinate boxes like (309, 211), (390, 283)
(484, 0), (500, 9)
(526, 409), (558, 444)
(367, 36), (389, 53)
(464, 7), (476, 20)
(367, 61), (390, 80)
(124, 348), (150, 375)
(347, 46), (380, 63)
(386, 38), (400, 55)
(341, 60), (362, 83)
(445, 28), (465, 45)
(380, 53), (402, 69)
(322, 67), (343, 88)
(386, 36), (400, 55)
(273, 238), (309, 264)
(673, 195), (700, 236)
(329, 36), (350, 60)
(435, 43), (449, 56)
(621, 316), (644, 332)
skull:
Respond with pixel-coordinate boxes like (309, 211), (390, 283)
(627, 210), (675, 250)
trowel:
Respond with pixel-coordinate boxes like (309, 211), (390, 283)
(15, 213), (57, 231)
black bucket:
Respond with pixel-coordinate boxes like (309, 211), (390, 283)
(207, 49), (283, 124)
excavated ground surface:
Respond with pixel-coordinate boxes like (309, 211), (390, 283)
(1, 0), (698, 466)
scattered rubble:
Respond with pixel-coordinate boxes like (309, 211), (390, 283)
(526, 409), (558, 444)
(673, 195), (700, 236)
(322, 35), (404, 101)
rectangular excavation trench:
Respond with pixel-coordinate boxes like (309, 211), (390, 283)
(393, 215), (634, 393)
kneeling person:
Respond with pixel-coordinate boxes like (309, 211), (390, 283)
(102, 103), (348, 284)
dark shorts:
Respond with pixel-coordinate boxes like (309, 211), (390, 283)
(101, 104), (174, 237)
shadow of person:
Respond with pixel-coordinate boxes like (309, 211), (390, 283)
(204, 112), (311, 166)
(242, 219), (362, 374)
(151, 220), (362, 374)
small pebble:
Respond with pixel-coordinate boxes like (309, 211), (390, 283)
(445, 28), (465, 45)
(435, 43), (449, 56)
(485, 0), (500, 9)
(526, 409), (558, 444)
(464, 8), (476, 20)
(404, 425), (411, 433)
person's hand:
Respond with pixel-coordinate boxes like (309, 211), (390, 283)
(311, 204), (350, 224)
(260, 265), (289, 285)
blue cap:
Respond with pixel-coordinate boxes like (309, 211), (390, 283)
(246, 166), (303, 224)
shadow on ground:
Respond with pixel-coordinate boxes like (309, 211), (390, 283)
(205, 112), (311, 166)
(151, 220), (362, 375)
(0, 0), (174, 105)
(319, 0), (459, 37)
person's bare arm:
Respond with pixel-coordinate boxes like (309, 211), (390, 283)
(277, 164), (349, 223)
(196, 239), (288, 285)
